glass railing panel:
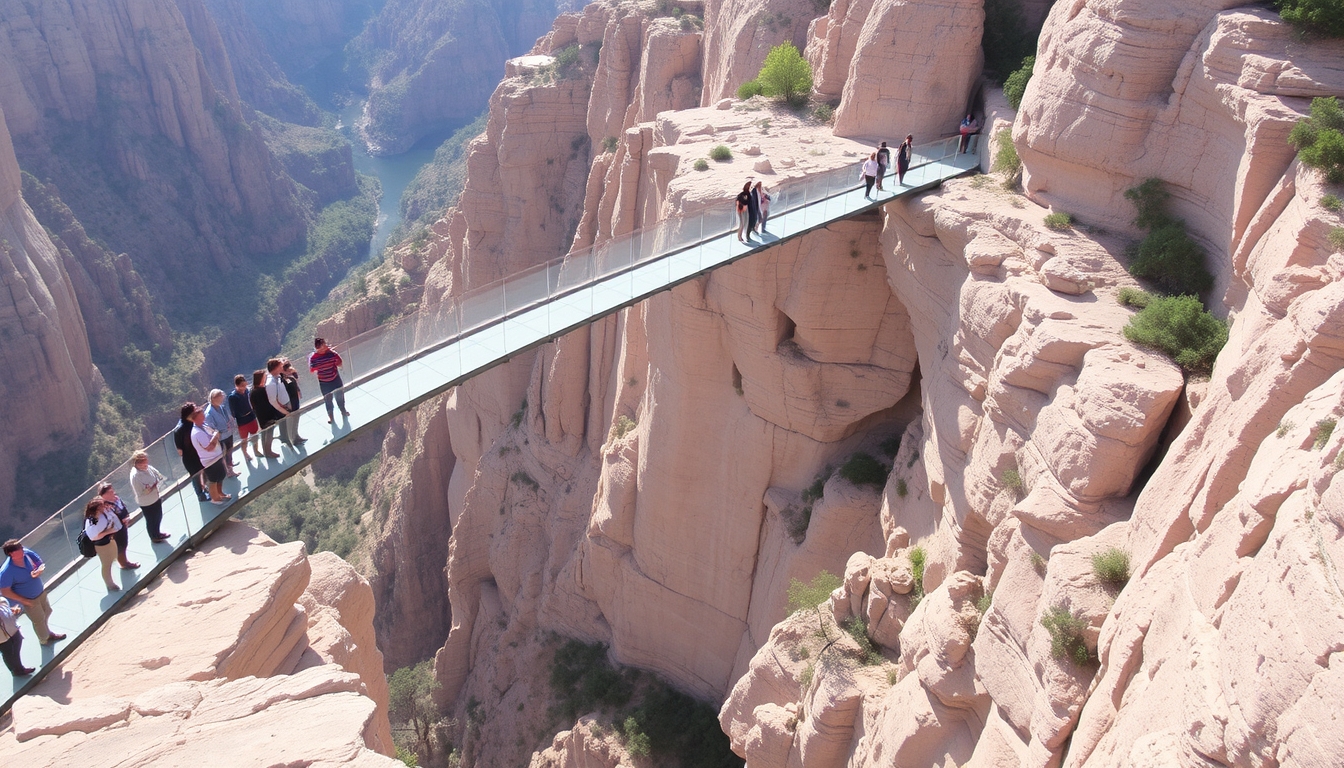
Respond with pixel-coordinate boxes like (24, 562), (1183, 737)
(461, 283), (505, 332)
(503, 262), (553, 315)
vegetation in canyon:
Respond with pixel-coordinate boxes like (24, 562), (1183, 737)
(237, 455), (380, 562)
(741, 43), (814, 107)
(1290, 96), (1344, 183)
(1275, 0), (1344, 37)
(1122, 295), (1228, 374)
(1003, 56), (1035, 109)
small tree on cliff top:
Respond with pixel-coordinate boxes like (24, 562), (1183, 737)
(756, 43), (813, 106)
(1290, 96), (1344, 184)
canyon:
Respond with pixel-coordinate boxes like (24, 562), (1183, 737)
(3, 0), (1344, 767)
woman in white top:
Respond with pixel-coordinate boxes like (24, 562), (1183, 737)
(83, 499), (124, 591)
(861, 153), (880, 199)
(128, 451), (171, 543)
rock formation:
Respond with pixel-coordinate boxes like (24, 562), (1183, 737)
(355, 0), (570, 154)
(0, 104), (96, 524)
(0, 522), (396, 765)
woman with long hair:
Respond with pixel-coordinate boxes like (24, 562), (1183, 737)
(83, 499), (123, 592)
(897, 135), (913, 186)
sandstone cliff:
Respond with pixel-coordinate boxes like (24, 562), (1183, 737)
(0, 522), (396, 765)
(0, 104), (96, 527)
(331, 0), (1344, 765)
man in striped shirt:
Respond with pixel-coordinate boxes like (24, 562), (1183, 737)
(309, 337), (350, 423)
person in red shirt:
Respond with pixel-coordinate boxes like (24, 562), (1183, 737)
(309, 337), (349, 423)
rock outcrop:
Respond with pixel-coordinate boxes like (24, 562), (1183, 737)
(0, 522), (396, 765)
(0, 104), (96, 526)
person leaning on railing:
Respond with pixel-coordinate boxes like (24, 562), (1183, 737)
(0, 539), (66, 648)
(309, 338), (350, 424)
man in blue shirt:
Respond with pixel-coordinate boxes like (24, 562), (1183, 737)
(0, 539), (66, 646)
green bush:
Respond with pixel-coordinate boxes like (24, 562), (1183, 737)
(756, 43), (813, 105)
(1123, 179), (1214, 296)
(842, 617), (883, 665)
(710, 144), (733, 162)
(610, 414), (637, 440)
(693, 158), (709, 172)
(1315, 417), (1337, 449)
(737, 79), (764, 100)
(549, 640), (636, 720)
(895, 478), (908, 498)
(908, 546), (926, 605)
(1330, 227), (1344, 250)
(1274, 0), (1344, 37)
(1117, 287), (1153, 309)
(812, 103), (835, 123)
(1041, 605), (1092, 665)
(1044, 211), (1073, 231)
(1003, 56), (1035, 109)
(839, 452), (890, 488)
(788, 571), (842, 615)
(993, 129), (1021, 186)
(622, 716), (651, 757)
(1129, 223), (1214, 296)
(879, 434), (903, 458)
(1001, 468), (1024, 495)
(976, 592), (994, 614)
(1290, 97), (1344, 183)
(1123, 295), (1228, 374)
(1322, 193), (1342, 212)
(602, 136), (618, 153)
(1030, 552), (1047, 572)
(1091, 547), (1131, 588)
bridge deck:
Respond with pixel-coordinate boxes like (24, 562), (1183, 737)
(0, 141), (979, 713)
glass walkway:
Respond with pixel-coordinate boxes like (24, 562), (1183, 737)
(0, 137), (979, 713)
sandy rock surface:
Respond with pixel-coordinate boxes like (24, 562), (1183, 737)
(0, 522), (395, 765)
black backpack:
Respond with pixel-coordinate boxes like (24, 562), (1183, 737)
(77, 530), (96, 558)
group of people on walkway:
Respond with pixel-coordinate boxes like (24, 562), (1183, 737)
(735, 181), (772, 244)
(167, 338), (350, 508)
(861, 135), (914, 200)
(0, 338), (355, 676)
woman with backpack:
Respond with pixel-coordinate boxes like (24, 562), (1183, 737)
(83, 499), (124, 592)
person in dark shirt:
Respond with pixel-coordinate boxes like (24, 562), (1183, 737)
(281, 360), (306, 445)
(228, 374), (259, 461)
(736, 183), (754, 244)
(249, 369), (282, 459)
(875, 141), (891, 191)
(173, 401), (208, 502)
(308, 338), (349, 424)
(897, 135), (913, 186)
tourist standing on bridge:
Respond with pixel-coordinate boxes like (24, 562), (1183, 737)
(205, 390), (239, 478)
(876, 142), (891, 192)
(129, 451), (171, 543)
(251, 369), (282, 459)
(861, 153), (880, 199)
(0, 597), (33, 676)
(309, 338), (349, 424)
(0, 539), (65, 647)
(97, 484), (139, 570)
(229, 375), (260, 461)
(747, 180), (762, 236)
(897, 135), (913, 185)
(736, 183), (754, 244)
(265, 359), (299, 447)
(754, 182), (771, 232)
(174, 402), (209, 503)
(190, 406), (230, 505)
(959, 114), (980, 154)
(281, 360), (306, 444)
(83, 499), (124, 592)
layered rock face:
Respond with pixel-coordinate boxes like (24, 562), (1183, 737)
(0, 105), (96, 524)
(0, 0), (305, 293)
(355, 0), (570, 154)
(346, 0), (1344, 765)
(0, 522), (396, 765)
